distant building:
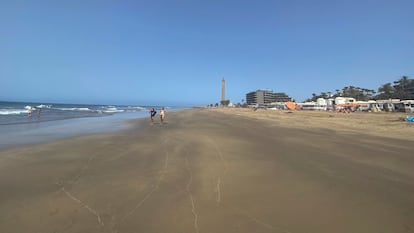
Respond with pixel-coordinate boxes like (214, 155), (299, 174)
(273, 92), (293, 103)
(246, 89), (292, 106)
(246, 89), (271, 106)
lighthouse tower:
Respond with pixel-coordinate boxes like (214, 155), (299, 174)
(221, 78), (225, 102)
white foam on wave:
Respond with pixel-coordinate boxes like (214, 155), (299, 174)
(125, 106), (147, 111)
(37, 104), (52, 109)
(56, 107), (91, 111)
(101, 106), (125, 113)
(0, 109), (29, 115)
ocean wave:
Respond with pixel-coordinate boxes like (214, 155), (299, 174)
(0, 109), (29, 115)
(101, 106), (125, 113)
(0, 102), (172, 127)
(22, 104), (52, 111)
(55, 107), (91, 111)
(37, 104), (52, 109)
(124, 106), (147, 112)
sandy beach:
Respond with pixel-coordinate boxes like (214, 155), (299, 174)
(0, 108), (413, 233)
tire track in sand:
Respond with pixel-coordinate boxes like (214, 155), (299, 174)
(185, 151), (199, 233)
(234, 207), (294, 233)
(207, 137), (228, 204)
(119, 137), (170, 223)
(57, 150), (105, 228)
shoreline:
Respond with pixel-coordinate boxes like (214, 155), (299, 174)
(0, 112), (149, 151)
(0, 109), (413, 233)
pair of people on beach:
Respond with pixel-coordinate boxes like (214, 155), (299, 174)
(150, 107), (165, 124)
(28, 108), (42, 118)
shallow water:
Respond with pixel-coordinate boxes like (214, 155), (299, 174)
(0, 112), (147, 150)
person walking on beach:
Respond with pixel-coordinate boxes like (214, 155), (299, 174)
(150, 107), (157, 124)
(160, 107), (165, 124)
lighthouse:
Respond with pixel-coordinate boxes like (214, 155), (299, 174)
(221, 78), (225, 102)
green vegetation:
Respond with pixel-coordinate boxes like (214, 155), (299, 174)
(220, 100), (230, 106)
(307, 76), (414, 101)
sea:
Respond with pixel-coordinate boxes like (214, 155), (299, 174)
(0, 101), (177, 150)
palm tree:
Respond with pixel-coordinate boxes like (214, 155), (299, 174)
(335, 89), (340, 94)
(327, 91), (332, 98)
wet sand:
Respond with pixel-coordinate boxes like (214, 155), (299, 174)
(0, 109), (413, 233)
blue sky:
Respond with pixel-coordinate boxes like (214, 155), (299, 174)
(1, 0), (413, 106)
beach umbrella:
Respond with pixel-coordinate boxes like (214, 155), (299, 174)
(286, 101), (296, 110)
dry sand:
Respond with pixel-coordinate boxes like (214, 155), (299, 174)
(0, 109), (413, 233)
(212, 108), (414, 140)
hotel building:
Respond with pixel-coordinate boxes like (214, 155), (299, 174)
(246, 89), (292, 106)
